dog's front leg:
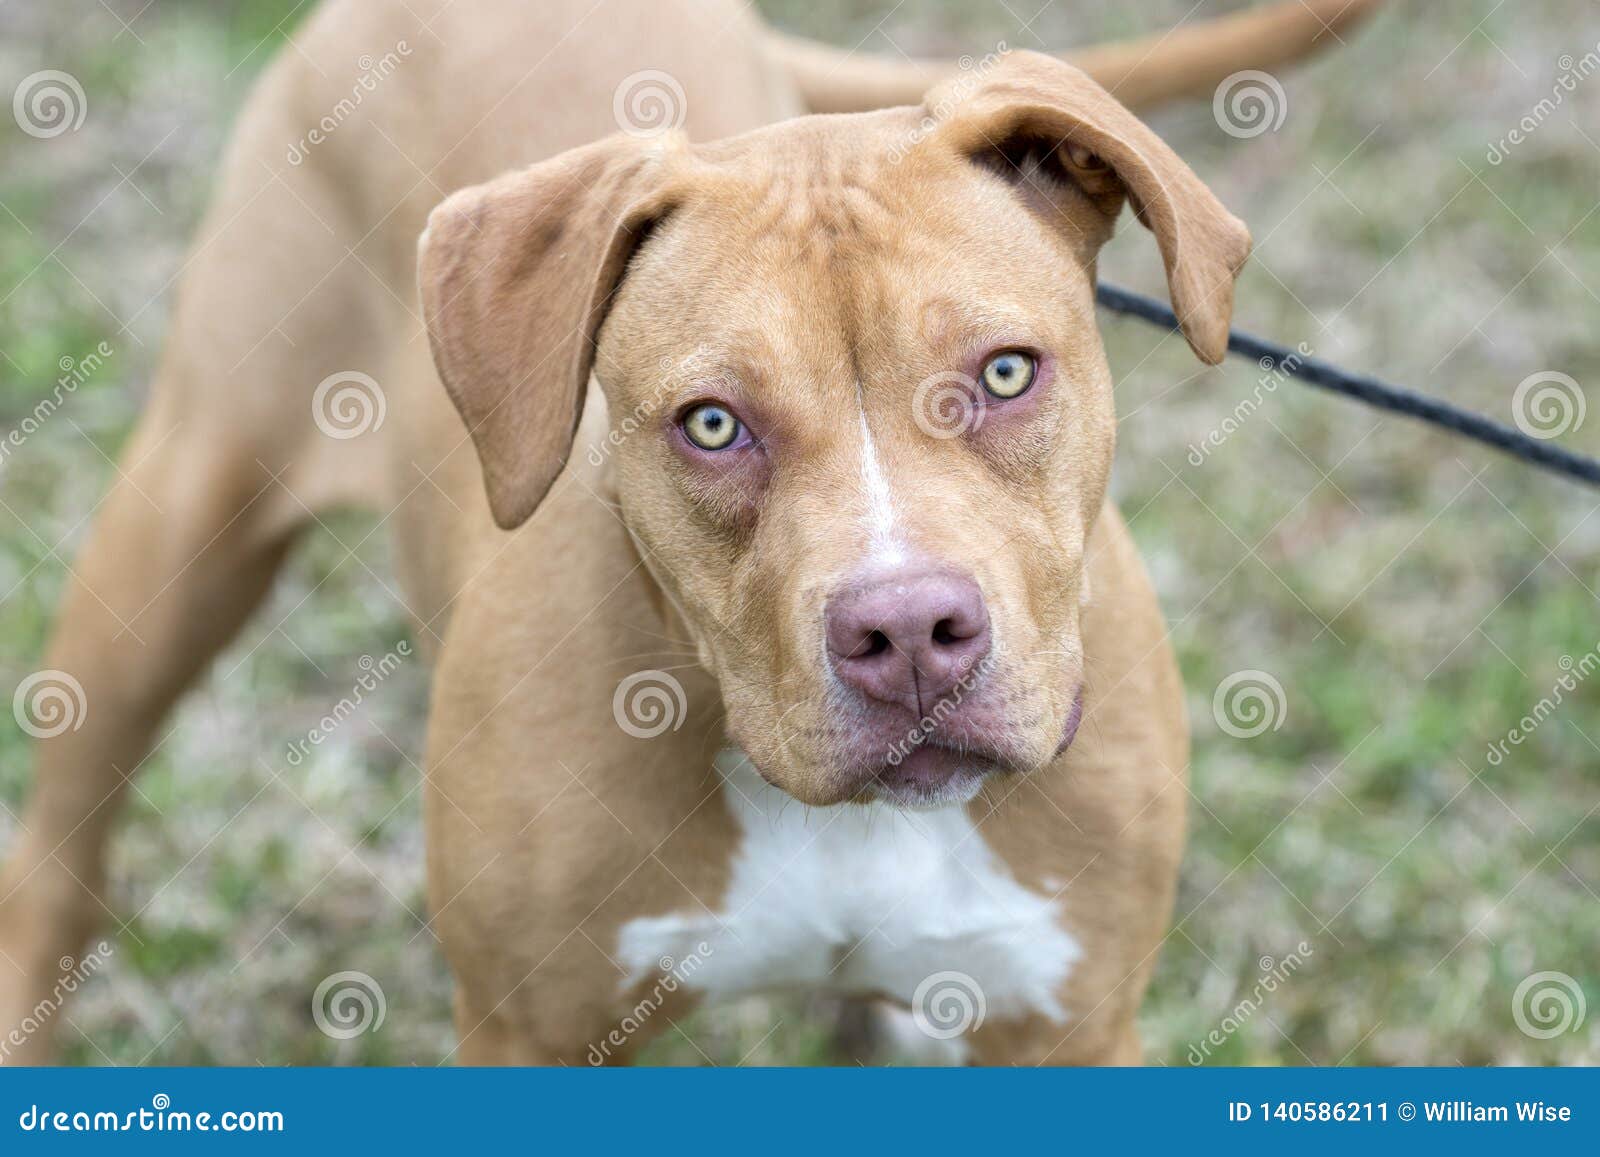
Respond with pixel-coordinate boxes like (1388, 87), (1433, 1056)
(418, 472), (740, 1066)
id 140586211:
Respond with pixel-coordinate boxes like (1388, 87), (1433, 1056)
(1229, 1102), (1387, 1123)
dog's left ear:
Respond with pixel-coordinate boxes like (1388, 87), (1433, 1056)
(931, 51), (1251, 364)
(419, 135), (684, 529)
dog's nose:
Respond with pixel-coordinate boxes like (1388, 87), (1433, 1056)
(826, 568), (991, 712)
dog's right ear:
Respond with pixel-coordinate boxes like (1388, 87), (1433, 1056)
(930, 52), (1251, 365)
(419, 135), (683, 530)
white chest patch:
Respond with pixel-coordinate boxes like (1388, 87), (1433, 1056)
(615, 753), (1081, 1029)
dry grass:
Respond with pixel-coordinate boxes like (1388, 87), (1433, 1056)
(1, 0), (1595, 1065)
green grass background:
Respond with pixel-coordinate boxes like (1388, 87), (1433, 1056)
(0, 0), (1595, 1065)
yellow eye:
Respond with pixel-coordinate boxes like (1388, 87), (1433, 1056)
(682, 403), (742, 450)
(980, 351), (1036, 399)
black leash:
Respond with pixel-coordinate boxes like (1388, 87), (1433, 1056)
(1096, 281), (1600, 491)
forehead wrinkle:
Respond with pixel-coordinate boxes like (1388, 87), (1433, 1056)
(727, 137), (899, 244)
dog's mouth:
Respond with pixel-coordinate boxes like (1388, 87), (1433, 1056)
(1054, 685), (1087, 755)
(727, 675), (1087, 810)
(871, 741), (1004, 808)
(867, 684), (1086, 808)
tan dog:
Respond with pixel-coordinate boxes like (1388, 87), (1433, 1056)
(0, 0), (1378, 1065)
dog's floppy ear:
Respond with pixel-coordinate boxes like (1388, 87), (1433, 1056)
(932, 51), (1251, 364)
(419, 135), (682, 529)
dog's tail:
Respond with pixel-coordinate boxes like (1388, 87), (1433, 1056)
(767, 0), (1382, 115)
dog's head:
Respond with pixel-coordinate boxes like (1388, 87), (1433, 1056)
(420, 52), (1249, 808)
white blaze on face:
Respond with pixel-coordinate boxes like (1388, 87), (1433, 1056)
(857, 407), (907, 569)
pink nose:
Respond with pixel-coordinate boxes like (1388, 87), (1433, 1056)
(826, 567), (991, 713)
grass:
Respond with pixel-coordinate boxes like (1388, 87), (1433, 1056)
(1, 0), (1596, 1066)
